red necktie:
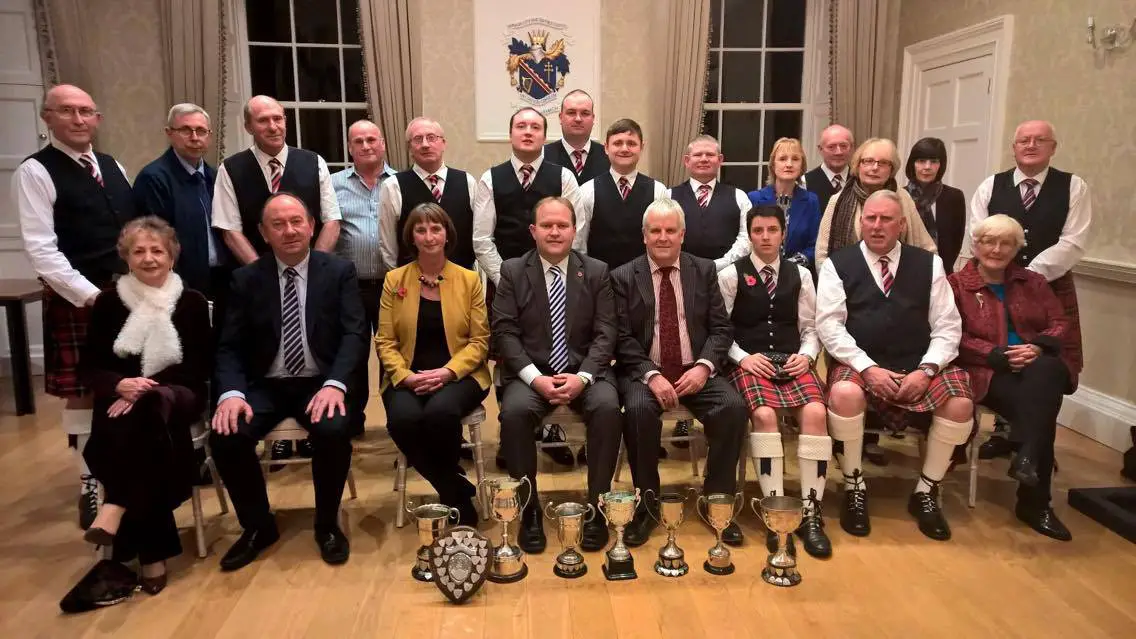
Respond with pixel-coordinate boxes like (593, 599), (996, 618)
(1021, 178), (1038, 210)
(427, 174), (442, 202)
(269, 158), (283, 193)
(657, 266), (684, 383)
(697, 184), (711, 208)
(80, 156), (103, 187)
(762, 265), (776, 298)
(572, 149), (585, 174)
(520, 164), (534, 190)
(618, 176), (630, 200)
(879, 256), (894, 295)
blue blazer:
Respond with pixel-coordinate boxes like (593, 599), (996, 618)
(133, 147), (231, 295)
(746, 185), (821, 265)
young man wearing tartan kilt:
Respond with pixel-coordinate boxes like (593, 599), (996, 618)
(719, 204), (832, 558)
(816, 190), (974, 541)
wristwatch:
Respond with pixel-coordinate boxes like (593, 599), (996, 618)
(576, 373), (592, 387)
(918, 364), (938, 378)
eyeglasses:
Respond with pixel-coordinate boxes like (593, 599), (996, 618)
(410, 134), (443, 146)
(859, 158), (893, 169)
(976, 237), (1017, 250)
(45, 106), (98, 119)
(170, 126), (211, 137)
(1014, 136), (1054, 147)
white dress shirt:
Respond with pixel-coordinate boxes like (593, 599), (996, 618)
(473, 154), (581, 285)
(642, 256), (716, 383)
(574, 168), (668, 252)
(217, 252), (346, 404)
(820, 164), (850, 188)
(718, 255), (819, 364)
(666, 177), (753, 271)
(561, 139), (589, 162)
(379, 164), (477, 269)
(816, 241), (961, 373)
(12, 141), (129, 306)
(212, 145), (342, 233)
(515, 254), (595, 387)
(959, 166), (1092, 281)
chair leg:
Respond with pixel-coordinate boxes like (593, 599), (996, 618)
(968, 436), (980, 508)
(395, 453), (408, 528)
(468, 422), (489, 519)
(192, 487), (207, 559)
(347, 469), (358, 500)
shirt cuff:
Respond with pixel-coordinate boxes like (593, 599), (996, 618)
(695, 359), (716, 377)
(519, 364), (541, 386)
(218, 390), (246, 403)
(324, 380), (346, 393)
(61, 280), (101, 308)
(798, 344), (820, 361)
(642, 370), (660, 384)
(850, 354), (877, 374)
(577, 371), (594, 385)
(728, 343), (749, 365)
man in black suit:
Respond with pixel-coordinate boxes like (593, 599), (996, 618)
(209, 193), (366, 570)
(612, 198), (747, 547)
(543, 89), (609, 185)
(804, 124), (855, 214)
(493, 196), (622, 554)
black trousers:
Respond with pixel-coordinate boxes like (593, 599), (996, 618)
(980, 354), (1069, 508)
(499, 379), (623, 505)
(110, 505), (181, 565)
(348, 278), (383, 436)
(620, 375), (747, 498)
(210, 377), (353, 532)
(383, 378), (488, 507)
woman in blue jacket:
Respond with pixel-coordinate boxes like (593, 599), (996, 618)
(747, 138), (821, 269)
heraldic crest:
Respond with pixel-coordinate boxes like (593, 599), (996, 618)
(506, 28), (571, 103)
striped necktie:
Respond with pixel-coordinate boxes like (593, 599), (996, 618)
(697, 184), (711, 208)
(1021, 178), (1039, 210)
(548, 265), (569, 373)
(80, 156), (103, 187)
(832, 173), (843, 190)
(269, 158), (283, 193)
(618, 176), (630, 200)
(879, 256), (894, 296)
(762, 265), (776, 299)
(427, 174), (442, 202)
(281, 267), (306, 375)
(520, 164), (534, 190)
(572, 149), (585, 174)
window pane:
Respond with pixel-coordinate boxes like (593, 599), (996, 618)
(701, 109), (720, 139)
(245, 0), (291, 43)
(721, 110), (762, 162)
(344, 48), (366, 103)
(767, 0), (806, 48)
(249, 45), (295, 101)
(297, 47), (343, 101)
(762, 110), (803, 158)
(295, 0), (339, 43)
(710, 0), (722, 48)
(285, 108), (298, 147)
(340, 0), (360, 45)
(764, 52), (803, 103)
(721, 165), (760, 192)
(723, 0), (764, 48)
(346, 108), (369, 128)
(705, 51), (720, 103)
(722, 52), (762, 103)
(298, 109), (344, 163)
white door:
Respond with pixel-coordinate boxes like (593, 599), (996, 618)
(914, 54), (994, 207)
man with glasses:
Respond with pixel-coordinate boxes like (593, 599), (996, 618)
(13, 84), (136, 529)
(964, 120), (1090, 461)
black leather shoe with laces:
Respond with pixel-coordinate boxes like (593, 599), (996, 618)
(797, 493), (832, 558)
(978, 435), (1019, 460)
(541, 425), (576, 466)
(78, 474), (99, 531)
(580, 517), (609, 551)
(1015, 504), (1072, 541)
(1008, 451), (1040, 486)
(908, 477), (951, 541)
(670, 420), (692, 449)
(518, 506), (546, 554)
(268, 440), (293, 472)
(839, 471), (871, 537)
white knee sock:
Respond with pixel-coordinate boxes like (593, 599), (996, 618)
(827, 411), (865, 490)
(797, 434), (832, 513)
(64, 409), (93, 482)
(749, 432), (784, 498)
(917, 416), (973, 493)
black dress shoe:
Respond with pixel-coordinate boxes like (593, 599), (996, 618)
(1008, 452), (1040, 486)
(268, 440), (293, 472)
(316, 527), (350, 565)
(518, 507), (546, 554)
(623, 507), (658, 547)
(1015, 504), (1072, 541)
(670, 420), (691, 449)
(908, 484), (951, 541)
(220, 524), (281, 571)
(580, 517), (609, 551)
(78, 474), (98, 531)
(541, 425), (576, 466)
(796, 512), (831, 558)
(979, 435), (1019, 460)
(576, 445), (587, 464)
(765, 530), (796, 557)
(296, 439), (314, 458)
(840, 489), (871, 537)
(721, 522), (744, 546)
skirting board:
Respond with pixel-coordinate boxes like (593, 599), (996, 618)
(1059, 385), (1136, 452)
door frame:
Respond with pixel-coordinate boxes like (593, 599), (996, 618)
(897, 15), (1014, 179)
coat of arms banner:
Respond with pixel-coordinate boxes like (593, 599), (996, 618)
(474, 0), (601, 141)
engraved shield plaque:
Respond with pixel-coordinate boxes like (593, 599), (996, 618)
(429, 525), (491, 604)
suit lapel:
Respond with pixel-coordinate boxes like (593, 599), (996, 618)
(565, 252), (584, 341)
(303, 252), (321, 340)
(262, 257), (283, 344)
(525, 253), (551, 341)
(634, 257), (656, 346)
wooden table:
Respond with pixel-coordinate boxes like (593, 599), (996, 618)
(0, 280), (42, 415)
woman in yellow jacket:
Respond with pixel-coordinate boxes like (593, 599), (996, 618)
(376, 203), (490, 524)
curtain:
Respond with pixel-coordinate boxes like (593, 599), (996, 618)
(829, 0), (901, 139)
(359, 0), (421, 171)
(650, 0), (712, 186)
(43, 0), (92, 90)
(159, 0), (227, 164)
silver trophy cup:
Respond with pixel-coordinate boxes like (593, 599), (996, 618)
(697, 492), (744, 575)
(476, 476), (532, 583)
(753, 495), (806, 587)
(646, 487), (697, 577)
(406, 502), (460, 582)
(544, 501), (595, 578)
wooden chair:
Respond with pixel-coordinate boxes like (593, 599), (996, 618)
(257, 419), (359, 526)
(393, 406), (488, 528)
(189, 427), (229, 558)
(969, 406), (998, 508)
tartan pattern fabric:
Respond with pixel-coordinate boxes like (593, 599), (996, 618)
(729, 366), (825, 409)
(42, 285), (92, 398)
(827, 363), (972, 431)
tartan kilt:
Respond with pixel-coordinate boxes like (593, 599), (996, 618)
(42, 285), (92, 398)
(827, 363), (972, 431)
(728, 366), (825, 410)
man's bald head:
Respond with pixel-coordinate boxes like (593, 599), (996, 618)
(347, 119), (386, 171)
(818, 124), (854, 172)
(243, 95), (287, 155)
(41, 84), (100, 152)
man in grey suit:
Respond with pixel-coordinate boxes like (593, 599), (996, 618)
(612, 198), (747, 548)
(493, 196), (622, 555)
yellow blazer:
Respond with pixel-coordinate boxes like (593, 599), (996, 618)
(376, 260), (491, 392)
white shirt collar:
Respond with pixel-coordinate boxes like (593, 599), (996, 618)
(276, 251), (311, 279)
(689, 177), (717, 192)
(611, 168), (638, 185)
(252, 144), (289, 168)
(51, 140), (95, 166)
(750, 254), (781, 275)
(413, 163), (449, 182)
(561, 139), (590, 156)
(1013, 166), (1049, 186)
(821, 164), (849, 183)
(510, 154), (543, 174)
(859, 240), (902, 266)
(539, 253), (570, 274)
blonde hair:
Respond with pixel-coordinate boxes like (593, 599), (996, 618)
(117, 215), (181, 263)
(971, 214), (1026, 250)
(850, 138), (901, 180)
(766, 137), (808, 184)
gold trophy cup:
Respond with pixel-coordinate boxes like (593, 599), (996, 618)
(405, 502), (460, 582)
(697, 492), (744, 575)
(753, 495), (805, 587)
(598, 488), (640, 580)
(544, 501), (595, 578)
(646, 487), (697, 577)
(476, 476), (532, 583)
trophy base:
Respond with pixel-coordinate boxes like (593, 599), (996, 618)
(410, 565), (435, 582)
(762, 565), (801, 587)
(553, 562), (588, 579)
(654, 558), (689, 577)
(602, 557), (638, 581)
(703, 559), (735, 576)
(487, 564), (529, 584)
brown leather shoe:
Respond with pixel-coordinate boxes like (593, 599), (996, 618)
(138, 573), (167, 595)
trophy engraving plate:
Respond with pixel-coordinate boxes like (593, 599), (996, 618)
(430, 526), (491, 604)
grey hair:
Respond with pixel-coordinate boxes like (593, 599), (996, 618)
(167, 103), (210, 127)
(863, 189), (903, 210)
(972, 214), (1026, 250)
(685, 134), (721, 155)
(404, 116), (444, 142)
(642, 197), (686, 230)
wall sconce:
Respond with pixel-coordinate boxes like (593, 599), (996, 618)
(1087, 16), (1136, 51)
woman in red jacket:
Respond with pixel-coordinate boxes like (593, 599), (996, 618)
(949, 214), (1074, 541)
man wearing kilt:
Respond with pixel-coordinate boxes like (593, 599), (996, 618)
(13, 85), (136, 529)
(719, 205), (832, 558)
(816, 190), (974, 541)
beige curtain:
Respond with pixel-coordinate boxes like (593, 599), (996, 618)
(650, 0), (712, 186)
(359, 0), (421, 170)
(159, 0), (226, 163)
(43, 0), (93, 90)
(829, 0), (901, 140)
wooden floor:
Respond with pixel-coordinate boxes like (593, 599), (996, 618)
(2, 371), (1135, 639)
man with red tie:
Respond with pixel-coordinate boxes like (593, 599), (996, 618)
(543, 89), (610, 185)
(13, 84), (136, 529)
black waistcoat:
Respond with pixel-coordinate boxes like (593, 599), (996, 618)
(671, 182), (741, 261)
(543, 140), (610, 185)
(987, 168), (1072, 267)
(489, 160), (563, 261)
(587, 173), (656, 269)
(731, 257), (801, 355)
(394, 169), (475, 269)
(223, 147), (323, 255)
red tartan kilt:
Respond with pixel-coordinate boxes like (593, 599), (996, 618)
(827, 363), (971, 415)
(42, 285), (92, 398)
(728, 366), (825, 410)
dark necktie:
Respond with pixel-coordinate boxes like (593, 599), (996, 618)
(80, 156), (103, 187)
(192, 172), (217, 265)
(1021, 178), (1039, 210)
(657, 266), (684, 383)
(762, 265), (776, 299)
(269, 158), (283, 193)
(548, 265), (568, 373)
(520, 164), (534, 190)
(281, 267), (305, 375)
(618, 176), (631, 200)
(697, 184), (711, 208)
(832, 173), (843, 191)
(427, 174), (442, 202)
(879, 256), (894, 296)
(572, 149), (585, 174)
